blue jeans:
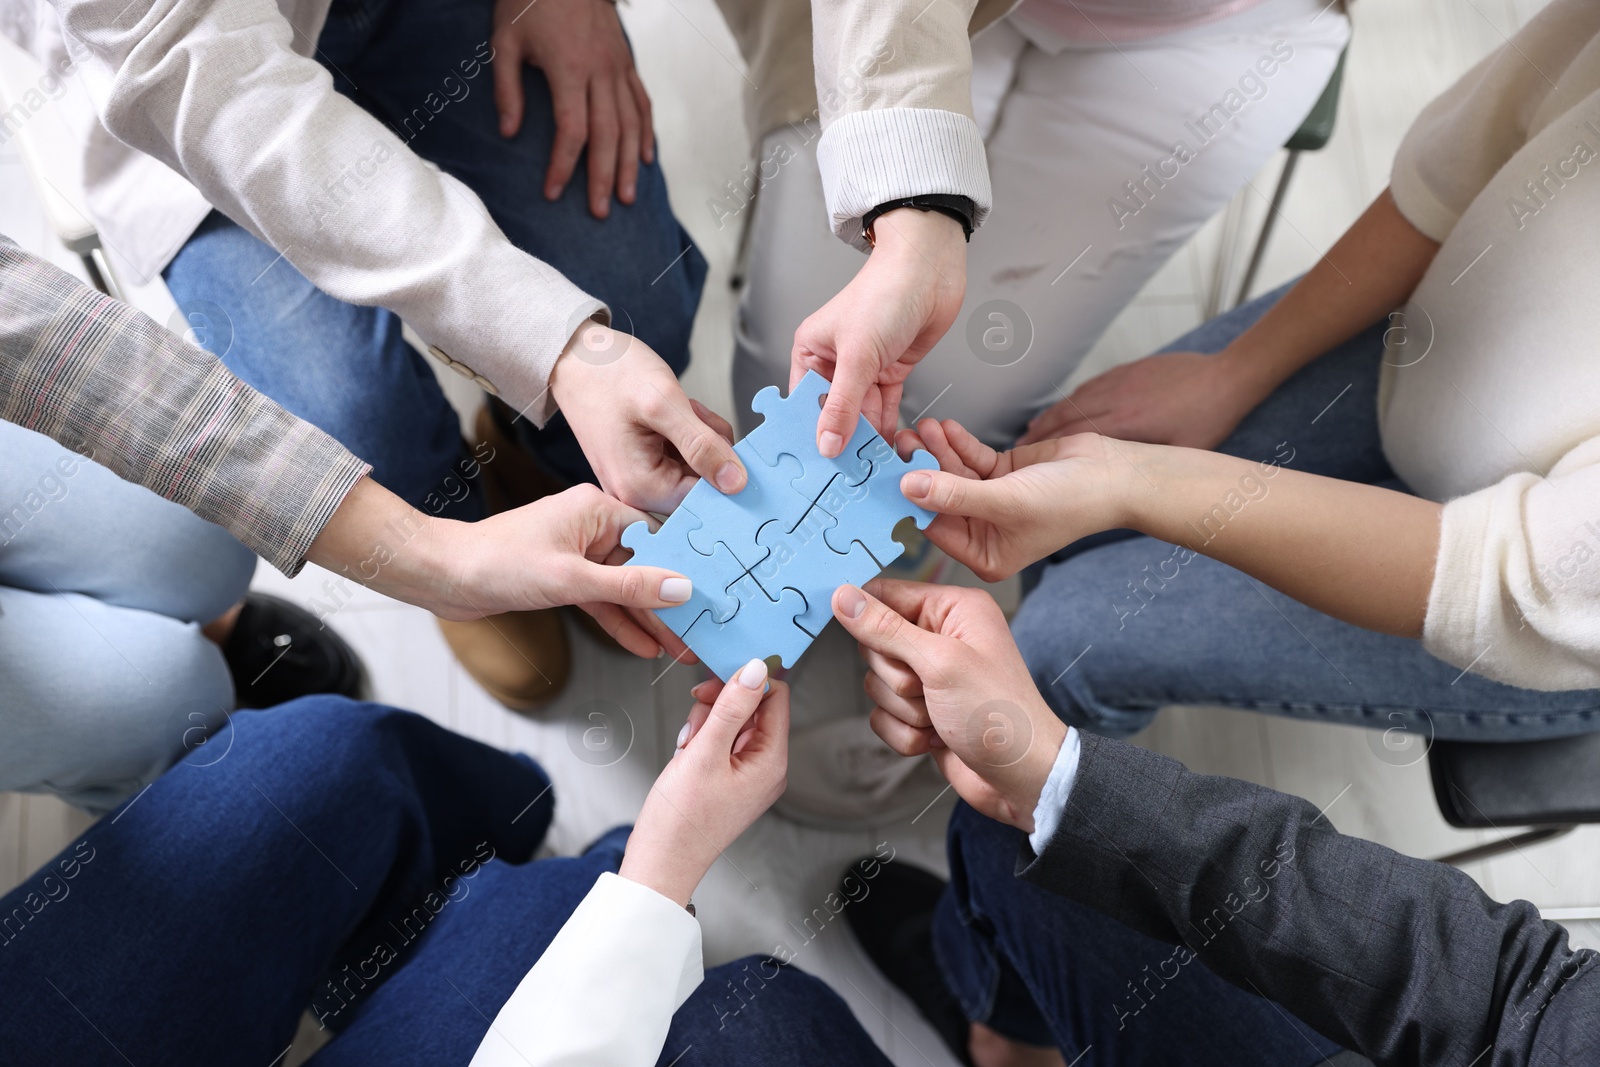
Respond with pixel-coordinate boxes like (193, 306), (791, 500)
(934, 803), (1343, 1065)
(162, 0), (706, 516)
(0, 422), (255, 811)
(1012, 284), (1600, 742)
(0, 697), (892, 1067)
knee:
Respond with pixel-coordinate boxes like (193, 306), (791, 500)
(704, 956), (851, 1031)
(0, 604), (234, 808)
(217, 697), (412, 799)
(1011, 559), (1160, 739)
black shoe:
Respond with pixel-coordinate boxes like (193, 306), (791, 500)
(841, 858), (975, 1066)
(223, 593), (365, 708)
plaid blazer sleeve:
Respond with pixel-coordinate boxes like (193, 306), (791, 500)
(0, 235), (370, 575)
(1020, 732), (1600, 1066)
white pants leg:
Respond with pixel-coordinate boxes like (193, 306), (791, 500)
(734, 0), (1350, 443)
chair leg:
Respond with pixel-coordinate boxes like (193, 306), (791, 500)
(1433, 824), (1575, 867)
(1232, 150), (1301, 310)
(80, 244), (125, 303)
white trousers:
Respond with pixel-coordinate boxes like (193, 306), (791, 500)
(732, 0), (1351, 443)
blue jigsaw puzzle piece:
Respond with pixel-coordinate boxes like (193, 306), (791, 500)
(813, 436), (939, 564)
(683, 584), (811, 681)
(744, 371), (881, 508)
(621, 516), (746, 636)
(753, 513), (882, 638)
(682, 444), (807, 558)
(623, 368), (939, 677)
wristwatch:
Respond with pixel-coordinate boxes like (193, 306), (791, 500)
(862, 194), (976, 248)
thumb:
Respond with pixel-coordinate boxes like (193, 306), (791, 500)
(491, 34), (525, 138)
(694, 659), (769, 751)
(573, 560), (694, 610)
(832, 583), (937, 672)
(900, 467), (1015, 520)
(815, 348), (879, 458)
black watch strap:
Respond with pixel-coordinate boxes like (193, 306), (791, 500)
(862, 194), (975, 245)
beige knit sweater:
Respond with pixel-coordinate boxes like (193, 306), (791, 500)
(1385, 0), (1600, 689)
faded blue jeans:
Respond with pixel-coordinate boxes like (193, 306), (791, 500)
(163, 0), (706, 518)
(0, 697), (895, 1067)
(0, 422), (254, 812)
(1012, 283), (1600, 743)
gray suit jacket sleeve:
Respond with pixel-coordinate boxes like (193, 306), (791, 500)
(0, 235), (370, 575)
(1019, 732), (1600, 1067)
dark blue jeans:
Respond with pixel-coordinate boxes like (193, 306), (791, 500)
(1013, 283), (1600, 742)
(163, 0), (706, 517)
(934, 803), (1343, 1065)
(0, 698), (889, 1066)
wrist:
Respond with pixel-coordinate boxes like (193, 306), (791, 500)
(1213, 334), (1296, 410)
(548, 318), (618, 406)
(618, 847), (707, 909)
(868, 207), (966, 266)
(999, 707), (1068, 833)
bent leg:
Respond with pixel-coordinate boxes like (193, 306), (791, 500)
(1012, 532), (1600, 741)
(0, 698), (554, 1064)
(163, 212), (478, 518)
(315, 0), (705, 485)
(0, 421), (254, 622)
(933, 803), (1341, 1066)
(0, 586), (233, 811)
(315, 826), (892, 1066)
(902, 2), (1350, 445)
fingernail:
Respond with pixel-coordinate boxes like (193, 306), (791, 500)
(676, 720), (693, 749)
(819, 430), (844, 457)
(737, 658), (768, 690)
(715, 462), (744, 493)
(837, 585), (866, 619)
(903, 471), (932, 497)
(660, 577), (692, 603)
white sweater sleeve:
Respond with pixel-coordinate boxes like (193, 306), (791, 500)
(50, 0), (604, 425)
(811, 0), (992, 250)
(1424, 438), (1600, 691)
(468, 873), (704, 1067)
(1389, 0), (1600, 242)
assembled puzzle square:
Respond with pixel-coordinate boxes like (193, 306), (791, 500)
(622, 371), (938, 681)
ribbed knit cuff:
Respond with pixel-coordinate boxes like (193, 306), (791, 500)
(817, 108), (992, 252)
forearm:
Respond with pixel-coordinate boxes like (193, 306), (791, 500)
(810, 0), (990, 247)
(1116, 441), (1439, 637)
(0, 236), (369, 575)
(1022, 734), (1600, 1066)
(60, 0), (601, 421)
(1217, 189), (1439, 404)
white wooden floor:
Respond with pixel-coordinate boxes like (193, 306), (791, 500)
(3, 1), (1597, 1064)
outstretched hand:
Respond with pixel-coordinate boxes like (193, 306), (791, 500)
(830, 580), (1065, 832)
(791, 208), (966, 455)
(551, 322), (746, 515)
(621, 663), (790, 905)
(892, 418), (1130, 581)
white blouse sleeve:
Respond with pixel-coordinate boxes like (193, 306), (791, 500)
(468, 872), (704, 1067)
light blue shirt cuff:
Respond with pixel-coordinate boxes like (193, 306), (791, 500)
(1028, 728), (1082, 856)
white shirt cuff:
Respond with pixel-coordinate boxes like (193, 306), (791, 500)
(816, 107), (993, 252)
(1028, 727), (1082, 856)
